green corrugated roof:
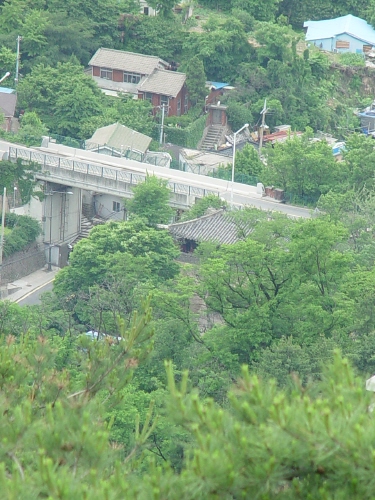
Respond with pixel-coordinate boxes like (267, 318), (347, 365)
(89, 123), (152, 153)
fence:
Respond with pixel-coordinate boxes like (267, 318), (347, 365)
(8, 147), (219, 203)
(49, 135), (171, 168)
(210, 166), (259, 187)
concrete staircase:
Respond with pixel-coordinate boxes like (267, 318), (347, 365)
(199, 125), (226, 151)
(71, 216), (94, 247)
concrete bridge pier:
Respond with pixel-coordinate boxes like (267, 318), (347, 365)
(43, 182), (81, 268)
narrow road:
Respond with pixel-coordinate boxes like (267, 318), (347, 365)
(221, 191), (313, 218)
(16, 280), (54, 306)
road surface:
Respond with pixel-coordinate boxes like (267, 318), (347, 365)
(0, 139), (313, 219)
(220, 191), (312, 218)
(16, 280), (54, 306)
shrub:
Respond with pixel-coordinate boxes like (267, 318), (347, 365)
(1, 214), (41, 257)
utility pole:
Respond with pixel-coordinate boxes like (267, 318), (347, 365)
(258, 98), (268, 156)
(48, 191), (53, 271)
(0, 187), (7, 292)
(159, 104), (165, 145)
(15, 35), (22, 87)
(231, 123), (249, 207)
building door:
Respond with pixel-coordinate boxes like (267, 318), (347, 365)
(212, 109), (222, 125)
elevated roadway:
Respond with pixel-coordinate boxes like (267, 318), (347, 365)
(0, 139), (312, 218)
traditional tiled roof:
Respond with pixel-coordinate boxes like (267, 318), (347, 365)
(0, 91), (16, 117)
(138, 69), (186, 98)
(87, 123), (152, 153)
(89, 48), (168, 74)
(168, 209), (251, 245)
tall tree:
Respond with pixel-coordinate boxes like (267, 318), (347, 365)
(264, 129), (339, 203)
(185, 56), (207, 107)
(17, 59), (105, 137)
(54, 218), (179, 297)
(126, 174), (174, 226)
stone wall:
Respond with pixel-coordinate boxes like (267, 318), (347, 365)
(1, 243), (46, 283)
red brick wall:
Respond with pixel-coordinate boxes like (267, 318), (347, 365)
(138, 84), (189, 117)
(168, 85), (189, 116)
(91, 66), (123, 82)
(113, 69), (123, 82)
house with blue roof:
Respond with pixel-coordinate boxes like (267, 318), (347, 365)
(304, 14), (375, 54)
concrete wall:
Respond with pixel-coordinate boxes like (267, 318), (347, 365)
(42, 184), (81, 266)
(310, 34), (372, 53)
(1, 243), (46, 284)
(93, 193), (126, 221)
(140, 0), (157, 16)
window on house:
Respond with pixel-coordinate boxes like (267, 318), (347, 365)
(177, 99), (181, 116)
(100, 68), (113, 80)
(124, 72), (141, 84)
(144, 92), (153, 102)
(184, 94), (189, 114)
(336, 40), (350, 49)
(113, 201), (120, 212)
(160, 95), (169, 107)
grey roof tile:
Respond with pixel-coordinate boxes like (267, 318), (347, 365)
(138, 69), (186, 98)
(168, 209), (251, 245)
(89, 48), (168, 75)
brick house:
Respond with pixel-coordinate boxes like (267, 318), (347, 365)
(88, 48), (169, 97)
(88, 48), (189, 116)
(138, 69), (189, 117)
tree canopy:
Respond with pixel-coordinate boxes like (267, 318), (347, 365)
(126, 174), (174, 226)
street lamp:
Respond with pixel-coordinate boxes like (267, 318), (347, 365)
(45, 189), (73, 271)
(231, 123), (249, 207)
(0, 72), (10, 84)
(13, 186), (17, 210)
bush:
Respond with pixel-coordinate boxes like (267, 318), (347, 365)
(1, 213), (41, 257)
(165, 115), (206, 148)
(338, 52), (365, 67)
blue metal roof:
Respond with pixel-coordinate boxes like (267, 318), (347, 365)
(0, 87), (15, 94)
(209, 82), (229, 90)
(304, 14), (375, 45)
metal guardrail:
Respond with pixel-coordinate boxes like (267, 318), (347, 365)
(9, 147), (218, 199)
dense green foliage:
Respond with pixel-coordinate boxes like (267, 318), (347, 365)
(2, 194), (375, 494)
(180, 193), (226, 221)
(126, 174), (173, 226)
(0, 158), (42, 208)
(3, 0), (372, 143)
(5, 0), (375, 495)
(2, 213), (41, 256)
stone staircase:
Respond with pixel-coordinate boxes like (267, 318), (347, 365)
(199, 125), (227, 151)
